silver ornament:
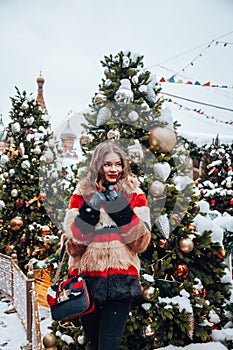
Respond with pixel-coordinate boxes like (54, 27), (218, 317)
(154, 214), (170, 239)
(114, 79), (134, 104)
(128, 111), (139, 122)
(96, 106), (111, 126)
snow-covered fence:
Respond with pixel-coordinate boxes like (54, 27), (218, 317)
(0, 253), (42, 350)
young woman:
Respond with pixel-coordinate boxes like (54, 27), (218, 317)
(63, 140), (151, 350)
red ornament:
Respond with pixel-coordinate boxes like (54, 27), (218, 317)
(174, 263), (189, 280)
(213, 168), (219, 173)
(227, 166), (232, 172)
(20, 234), (27, 243)
(211, 199), (216, 205)
(15, 200), (24, 209)
(159, 239), (168, 248)
(230, 199), (233, 205)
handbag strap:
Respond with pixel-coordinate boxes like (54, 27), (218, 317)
(53, 237), (68, 284)
(53, 237), (83, 284)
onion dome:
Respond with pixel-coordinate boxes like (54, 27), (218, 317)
(36, 72), (47, 113)
(60, 121), (77, 151)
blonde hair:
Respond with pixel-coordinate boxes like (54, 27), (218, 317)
(89, 141), (129, 190)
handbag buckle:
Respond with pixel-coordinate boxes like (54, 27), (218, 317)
(59, 289), (71, 302)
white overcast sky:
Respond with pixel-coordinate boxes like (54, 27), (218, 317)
(0, 0), (233, 144)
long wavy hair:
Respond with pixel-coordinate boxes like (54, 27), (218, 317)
(89, 141), (130, 190)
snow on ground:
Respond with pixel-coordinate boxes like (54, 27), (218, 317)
(0, 294), (26, 350)
(0, 294), (231, 350)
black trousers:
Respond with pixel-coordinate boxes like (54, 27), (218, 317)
(80, 299), (132, 350)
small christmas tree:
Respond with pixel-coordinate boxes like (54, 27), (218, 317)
(49, 51), (232, 349)
(195, 135), (233, 215)
(0, 88), (62, 271)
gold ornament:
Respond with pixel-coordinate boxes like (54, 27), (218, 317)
(150, 180), (165, 196)
(43, 333), (57, 348)
(142, 285), (155, 300)
(9, 216), (24, 231)
(148, 126), (176, 152)
(179, 237), (194, 253)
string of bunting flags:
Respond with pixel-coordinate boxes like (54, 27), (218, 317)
(159, 75), (233, 89)
(161, 95), (233, 126)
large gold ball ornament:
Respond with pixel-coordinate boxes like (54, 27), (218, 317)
(179, 237), (194, 253)
(43, 333), (57, 348)
(148, 126), (176, 152)
(9, 216), (24, 231)
(142, 285), (155, 300)
(150, 180), (165, 197)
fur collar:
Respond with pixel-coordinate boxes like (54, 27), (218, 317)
(74, 174), (140, 196)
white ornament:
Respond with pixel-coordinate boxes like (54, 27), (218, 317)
(114, 79), (134, 104)
(26, 116), (34, 126)
(11, 122), (21, 133)
(11, 189), (18, 197)
(132, 75), (139, 85)
(173, 175), (193, 191)
(21, 102), (29, 110)
(154, 214), (170, 239)
(0, 154), (9, 165)
(34, 146), (41, 155)
(0, 200), (5, 210)
(105, 79), (112, 87)
(96, 106), (111, 126)
(153, 162), (171, 181)
(197, 200), (210, 214)
(21, 160), (30, 169)
(9, 169), (15, 175)
(128, 111), (139, 122)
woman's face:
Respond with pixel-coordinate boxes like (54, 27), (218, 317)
(102, 151), (123, 184)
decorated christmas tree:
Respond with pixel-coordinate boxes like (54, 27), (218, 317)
(0, 88), (63, 272)
(195, 135), (233, 215)
(194, 136), (233, 258)
(48, 51), (232, 349)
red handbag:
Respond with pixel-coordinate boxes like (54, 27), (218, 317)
(47, 239), (94, 321)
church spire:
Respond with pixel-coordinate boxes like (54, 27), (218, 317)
(36, 72), (47, 114)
